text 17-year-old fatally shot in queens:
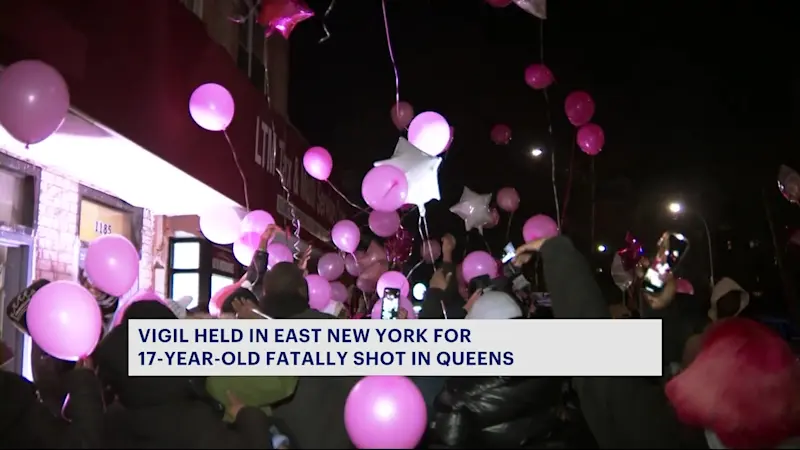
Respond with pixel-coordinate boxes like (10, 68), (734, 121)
(133, 323), (515, 369)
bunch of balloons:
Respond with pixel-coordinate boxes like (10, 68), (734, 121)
(27, 233), (141, 361)
(199, 206), (290, 267)
(564, 91), (605, 155)
(0, 60), (70, 146)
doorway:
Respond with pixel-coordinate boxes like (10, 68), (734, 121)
(0, 226), (34, 378)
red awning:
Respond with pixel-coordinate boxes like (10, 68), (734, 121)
(0, 0), (347, 247)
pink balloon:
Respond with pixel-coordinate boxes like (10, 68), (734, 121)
(305, 274), (331, 311)
(233, 232), (261, 266)
(368, 210), (401, 238)
(27, 281), (102, 361)
(421, 240), (441, 263)
(390, 101), (414, 130)
(329, 281), (349, 303)
(345, 376), (427, 448)
(577, 123), (605, 156)
(267, 242), (294, 268)
(0, 60), (70, 145)
(200, 206), (244, 245)
(522, 214), (559, 242)
(370, 297), (417, 319)
(84, 234), (140, 297)
(407, 111), (452, 156)
(361, 166), (408, 212)
(356, 274), (377, 293)
(490, 124), (512, 145)
(240, 210), (275, 235)
(317, 252), (345, 281)
(524, 63), (555, 90)
(496, 187), (520, 212)
(486, 0), (512, 7)
(358, 241), (387, 268)
(189, 83), (235, 132)
(303, 146), (333, 181)
(564, 91), (595, 127)
(344, 252), (362, 276)
(462, 250), (499, 283)
(376, 271), (410, 298)
(676, 278), (695, 296)
(113, 290), (165, 327)
(209, 278), (244, 317)
(331, 220), (361, 253)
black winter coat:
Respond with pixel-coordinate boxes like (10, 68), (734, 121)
(431, 375), (564, 448)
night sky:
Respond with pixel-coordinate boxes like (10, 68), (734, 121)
(287, 1), (792, 298)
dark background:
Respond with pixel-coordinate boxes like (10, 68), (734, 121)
(286, 0), (794, 309)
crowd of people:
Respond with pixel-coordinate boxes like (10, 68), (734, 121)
(2, 226), (799, 449)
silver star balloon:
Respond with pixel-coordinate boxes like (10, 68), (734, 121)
(450, 187), (492, 232)
(374, 137), (443, 216)
(513, 0), (547, 19)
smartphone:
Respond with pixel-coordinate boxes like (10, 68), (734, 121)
(501, 242), (516, 264)
(643, 232), (690, 294)
(381, 288), (401, 320)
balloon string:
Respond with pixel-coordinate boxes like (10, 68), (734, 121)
(262, 35), (272, 108)
(560, 134), (577, 227)
(505, 210), (515, 244)
(590, 158), (596, 246)
(539, 19), (560, 229)
(380, 0), (401, 115)
(326, 181), (369, 212)
(422, 214), (435, 263)
(405, 260), (423, 280)
(272, 122), (301, 258)
(318, 0), (337, 43)
(222, 130), (250, 212)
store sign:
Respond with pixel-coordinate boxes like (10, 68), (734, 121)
(79, 199), (132, 243)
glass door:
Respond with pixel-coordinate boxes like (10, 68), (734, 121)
(0, 225), (34, 378)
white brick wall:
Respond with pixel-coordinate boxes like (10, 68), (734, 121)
(35, 169), (154, 288)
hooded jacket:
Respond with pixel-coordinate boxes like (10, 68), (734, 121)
(94, 301), (274, 448)
(708, 277), (749, 321)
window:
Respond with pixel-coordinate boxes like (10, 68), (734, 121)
(78, 199), (133, 243)
(181, 0), (204, 20)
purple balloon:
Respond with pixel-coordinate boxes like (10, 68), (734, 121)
(303, 146), (333, 181)
(0, 60), (70, 145)
(240, 210), (275, 235)
(329, 281), (349, 303)
(317, 252), (345, 281)
(368, 210), (401, 238)
(356, 274), (377, 293)
(84, 234), (140, 297)
(189, 83), (235, 132)
(305, 274), (331, 311)
(345, 376), (427, 448)
(361, 166), (408, 212)
(407, 111), (452, 157)
(564, 90), (595, 127)
(462, 250), (499, 283)
(522, 214), (559, 242)
(331, 220), (360, 253)
(344, 252), (362, 276)
(376, 270), (410, 298)
(267, 242), (294, 268)
(496, 187), (520, 213)
(371, 296), (417, 320)
(233, 232), (261, 266)
(577, 123), (605, 156)
(27, 281), (102, 361)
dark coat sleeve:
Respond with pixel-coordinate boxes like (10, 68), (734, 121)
(61, 369), (105, 448)
(539, 236), (707, 448)
(229, 406), (275, 449)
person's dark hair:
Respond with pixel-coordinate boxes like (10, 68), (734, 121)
(221, 287), (259, 314)
(715, 290), (742, 319)
(261, 262), (307, 297)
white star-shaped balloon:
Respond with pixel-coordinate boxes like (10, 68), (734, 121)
(450, 187), (492, 232)
(374, 137), (442, 216)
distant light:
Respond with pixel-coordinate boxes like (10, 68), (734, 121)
(668, 202), (682, 214)
(597, 244), (607, 252)
(530, 148), (543, 157)
(413, 305), (422, 314)
(412, 283), (427, 300)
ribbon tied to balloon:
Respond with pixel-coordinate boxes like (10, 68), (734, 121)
(257, 0), (315, 39)
(450, 187), (492, 233)
(374, 137), (443, 216)
(384, 227), (414, 268)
